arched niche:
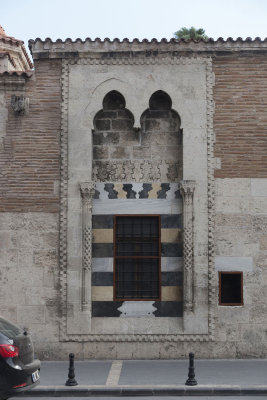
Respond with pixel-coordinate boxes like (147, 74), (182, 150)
(149, 90), (173, 110)
(82, 79), (144, 131)
(93, 91), (136, 181)
(140, 90), (183, 182)
(102, 90), (126, 110)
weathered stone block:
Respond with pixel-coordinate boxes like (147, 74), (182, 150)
(215, 256), (253, 272)
(148, 110), (171, 118)
(93, 146), (109, 160)
(43, 265), (58, 288)
(145, 119), (161, 131)
(17, 305), (45, 325)
(133, 146), (151, 159)
(259, 235), (267, 250)
(0, 249), (18, 268)
(39, 231), (58, 248)
(110, 146), (131, 159)
(25, 287), (45, 305)
(33, 249), (58, 268)
(215, 178), (251, 197)
(161, 118), (180, 132)
(0, 232), (12, 249)
(35, 342), (84, 361)
(93, 132), (120, 145)
(96, 111), (116, 119)
(119, 130), (140, 145)
(95, 119), (111, 130)
(112, 119), (133, 130)
(251, 178), (267, 196)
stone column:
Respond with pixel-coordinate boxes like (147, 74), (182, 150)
(179, 180), (196, 312)
(79, 182), (95, 314)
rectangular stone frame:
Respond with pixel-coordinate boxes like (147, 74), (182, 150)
(59, 55), (216, 342)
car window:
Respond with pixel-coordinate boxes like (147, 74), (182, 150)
(0, 317), (22, 338)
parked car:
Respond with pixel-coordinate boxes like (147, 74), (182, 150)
(0, 316), (40, 400)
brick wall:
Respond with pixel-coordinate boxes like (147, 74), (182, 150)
(0, 59), (61, 212)
(214, 55), (267, 178)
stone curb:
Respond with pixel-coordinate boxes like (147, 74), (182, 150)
(19, 384), (267, 397)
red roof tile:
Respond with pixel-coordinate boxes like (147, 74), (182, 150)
(0, 25), (6, 36)
(28, 36), (267, 45)
(0, 70), (33, 78)
(0, 25), (33, 69)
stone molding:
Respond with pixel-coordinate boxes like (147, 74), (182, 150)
(80, 182), (95, 315)
(179, 180), (196, 312)
(68, 56), (209, 66)
(57, 333), (212, 342)
(29, 38), (267, 60)
(59, 59), (69, 341)
(59, 56), (216, 342)
(206, 58), (216, 340)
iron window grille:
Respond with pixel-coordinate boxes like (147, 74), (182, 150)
(114, 215), (161, 300)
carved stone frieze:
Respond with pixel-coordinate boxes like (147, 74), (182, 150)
(11, 95), (29, 115)
(166, 162), (180, 182)
(93, 160), (180, 183)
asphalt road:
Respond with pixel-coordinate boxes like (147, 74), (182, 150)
(10, 397), (267, 400)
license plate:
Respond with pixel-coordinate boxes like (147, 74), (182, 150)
(32, 369), (40, 383)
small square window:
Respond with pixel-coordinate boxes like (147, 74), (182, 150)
(219, 272), (243, 306)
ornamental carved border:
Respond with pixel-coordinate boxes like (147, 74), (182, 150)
(179, 180), (196, 313)
(67, 56), (210, 66)
(59, 59), (69, 341)
(59, 56), (216, 342)
(206, 58), (216, 340)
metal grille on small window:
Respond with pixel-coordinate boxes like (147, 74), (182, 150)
(114, 216), (161, 300)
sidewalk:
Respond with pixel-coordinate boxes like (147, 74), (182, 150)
(24, 359), (267, 397)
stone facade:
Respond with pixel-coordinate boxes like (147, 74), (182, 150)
(0, 32), (267, 359)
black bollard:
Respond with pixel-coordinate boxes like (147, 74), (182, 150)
(65, 353), (78, 386)
(185, 352), (197, 386)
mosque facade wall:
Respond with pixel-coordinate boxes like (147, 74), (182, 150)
(0, 40), (267, 359)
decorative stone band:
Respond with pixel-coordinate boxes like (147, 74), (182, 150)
(93, 183), (181, 200)
(93, 161), (181, 183)
(179, 180), (196, 313)
(79, 182), (95, 313)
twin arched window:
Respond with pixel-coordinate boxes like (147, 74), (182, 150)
(92, 90), (182, 183)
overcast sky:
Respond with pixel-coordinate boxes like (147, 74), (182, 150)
(2, 0), (267, 50)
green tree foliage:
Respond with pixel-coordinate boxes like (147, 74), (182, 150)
(174, 27), (208, 40)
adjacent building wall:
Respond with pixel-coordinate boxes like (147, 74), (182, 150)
(0, 59), (62, 355)
(213, 55), (267, 357)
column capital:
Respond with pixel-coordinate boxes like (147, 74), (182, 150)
(80, 182), (95, 200)
(179, 180), (196, 196)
